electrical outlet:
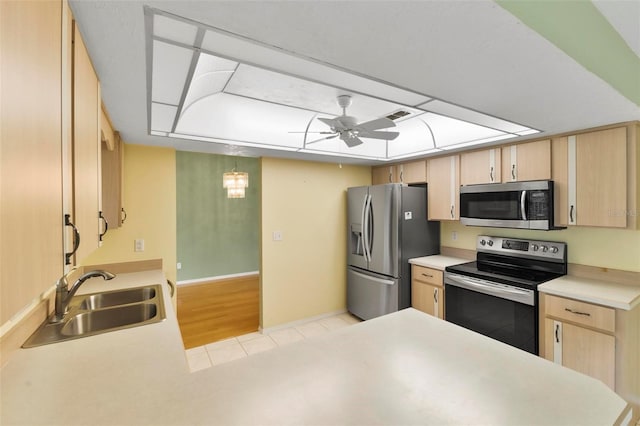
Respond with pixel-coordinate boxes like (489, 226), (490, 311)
(272, 231), (283, 241)
(451, 231), (457, 241)
(134, 239), (145, 252)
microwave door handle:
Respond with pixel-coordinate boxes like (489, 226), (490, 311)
(520, 190), (527, 221)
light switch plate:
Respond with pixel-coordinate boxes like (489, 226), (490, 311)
(404, 211), (412, 220)
(272, 231), (283, 241)
(134, 239), (145, 252)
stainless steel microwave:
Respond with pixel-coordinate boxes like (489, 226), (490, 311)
(460, 180), (561, 230)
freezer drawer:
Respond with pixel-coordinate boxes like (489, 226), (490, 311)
(347, 267), (399, 320)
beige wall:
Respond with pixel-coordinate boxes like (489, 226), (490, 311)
(441, 221), (640, 272)
(81, 144), (177, 283)
(260, 158), (371, 329)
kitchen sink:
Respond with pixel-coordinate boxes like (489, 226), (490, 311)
(22, 284), (166, 348)
(62, 303), (158, 336)
(77, 286), (156, 310)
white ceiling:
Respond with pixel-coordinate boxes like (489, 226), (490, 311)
(69, 0), (640, 165)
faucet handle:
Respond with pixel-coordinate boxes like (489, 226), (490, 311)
(56, 267), (78, 289)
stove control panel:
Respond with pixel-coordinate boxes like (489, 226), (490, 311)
(477, 236), (566, 261)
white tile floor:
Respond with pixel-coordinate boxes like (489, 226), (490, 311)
(185, 312), (361, 372)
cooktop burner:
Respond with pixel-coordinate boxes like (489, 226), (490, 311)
(446, 261), (564, 289)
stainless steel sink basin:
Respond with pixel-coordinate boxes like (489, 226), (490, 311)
(62, 303), (158, 336)
(77, 286), (156, 310)
(23, 284), (166, 348)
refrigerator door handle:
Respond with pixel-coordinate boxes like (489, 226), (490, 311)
(362, 194), (371, 262)
(361, 194), (370, 262)
(350, 269), (395, 286)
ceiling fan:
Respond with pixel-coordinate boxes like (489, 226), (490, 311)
(308, 95), (400, 147)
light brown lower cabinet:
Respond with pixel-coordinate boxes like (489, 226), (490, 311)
(541, 293), (640, 422)
(411, 265), (444, 319)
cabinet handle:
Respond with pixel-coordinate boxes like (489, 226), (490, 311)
(564, 308), (590, 317)
(450, 205), (454, 219)
(421, 273), (434, 278)
(99, 211), (109, 242)
(511, 164), (516, 180)
(434, 288), (438, 303)
(64, 214), (80, 265)
(400, 171), (404, 182)
(555, 323), (560, 343)
(489, 166), (494, 182)
(569, 205), (574, 223)
(121, 207), (127, 224)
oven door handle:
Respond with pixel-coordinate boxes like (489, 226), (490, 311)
(445, 273), (535, 306)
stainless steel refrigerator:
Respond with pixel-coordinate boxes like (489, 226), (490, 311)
(347, 183), (440, 320)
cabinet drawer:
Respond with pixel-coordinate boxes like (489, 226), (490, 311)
(411, 265), (443, 287)
(544, 294), (615, 333)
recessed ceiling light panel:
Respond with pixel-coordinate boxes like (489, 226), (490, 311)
(145, 7), (542, 161)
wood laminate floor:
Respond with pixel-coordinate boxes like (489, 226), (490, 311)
(176, 275), (259, 349)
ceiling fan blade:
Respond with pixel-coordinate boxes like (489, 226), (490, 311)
(357, 130), (400, 140)
(355, 117), (396, 131)
(288, 131), (335, 134)
(341, 133), (364, 148)
(306, 134), (339, 145)
(317, 117), (338, 128)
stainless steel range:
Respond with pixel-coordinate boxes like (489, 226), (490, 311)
(444, 235), (567, 355)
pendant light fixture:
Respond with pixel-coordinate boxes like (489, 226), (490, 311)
(222, 163), (249, 198)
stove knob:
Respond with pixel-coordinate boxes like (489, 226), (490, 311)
(532, 244), (539, 251)
(551, 246), (559, 254)
(487, 240), (494, 247)
(542, 245), (549, 252)
(480, 239), (486, 246)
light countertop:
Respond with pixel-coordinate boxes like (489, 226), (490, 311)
(539, 275), (640, 310)
(0, 270), (631, 425)
(409, 255), (469, 270)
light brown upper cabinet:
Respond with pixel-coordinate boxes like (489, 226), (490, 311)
(372, 161), (427, 185)
(372, 165), (397, 185)
(398, 160), (427, 184)
(72, 20), (102, 262)
(552, 127), (630, 228)
(0, 0), (64, 323)
(460, 148), (501, 185)
(501, 139), (551, 182)
(100, 106), (123, 229)
(427, 155), (459, 220)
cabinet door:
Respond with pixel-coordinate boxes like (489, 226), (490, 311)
(411, 280), (443, 319)
(460, 148), (501, 185)
(546, 319), (615, 390)
(427, 155), (459, 220)
(399, 160), (427, 184)
(574, 127), (627, 228)
(101, 131), (122, 229)
(502, 140), (551, 182)
(72, 22), (101, 262)
(372, 165), (396, 184)
(1, 0), (63, 323)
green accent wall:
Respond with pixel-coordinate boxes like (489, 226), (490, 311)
(176, 151), (260, 281)
(497, 1), (640, 106)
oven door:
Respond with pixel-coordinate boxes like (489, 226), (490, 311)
(444, 272), (538, 354)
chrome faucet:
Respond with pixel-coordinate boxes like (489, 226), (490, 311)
(52, 269), (116, 322)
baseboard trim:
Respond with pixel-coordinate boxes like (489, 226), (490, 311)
(177, 271), (260, 286)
